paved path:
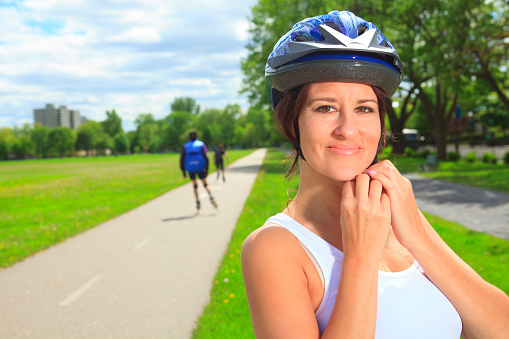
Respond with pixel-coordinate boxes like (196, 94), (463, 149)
(406, 173), (509, 240)
(0, 148), (267, 339)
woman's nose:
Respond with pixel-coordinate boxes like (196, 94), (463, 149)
(333, 114), (358, 139)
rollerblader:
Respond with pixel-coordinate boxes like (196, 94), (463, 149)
(180, 131), (217, 211)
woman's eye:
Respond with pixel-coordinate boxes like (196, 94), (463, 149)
(356, 106), (375, 114)
(315, 105), (336, 113)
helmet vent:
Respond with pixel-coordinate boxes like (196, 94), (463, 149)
(294, 34), (314, 42)
(357, 24), (368, 36)
(323, 22), (342, 33)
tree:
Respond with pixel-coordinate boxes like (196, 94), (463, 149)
(219, 104), (241, 148)
(0, 128), (15, 160)
(31, 124), (50, 158)
(478, 100), (509, 137)
(170, 97), (200, 115)
(135, 114), (161, 153)
(12, 123), (35, 159)
(461, 1), (509, 112)
(126, 131), (138, 153)
(48, 127), (75, 158)
(196, 109), (222, 146)
(101, 109), (123, 137)
(245, 106), (270, 147)
(164, 111), (192, 150)
(95, 131), (114, 155)
(75, 121), (100, 155)
(378, 0), (476, 159)
(114, 132), (130, 154)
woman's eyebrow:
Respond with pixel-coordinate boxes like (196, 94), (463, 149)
(356, 99), (378, 104)
(307, 96), (337, 104)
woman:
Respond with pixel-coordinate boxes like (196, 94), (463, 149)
(241, 10), (509, 339)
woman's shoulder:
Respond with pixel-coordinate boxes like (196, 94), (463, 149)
(242, 222), (304, 265)
(243, 223), (294, 251)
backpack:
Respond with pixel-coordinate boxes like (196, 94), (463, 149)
(184, 140), (206, 173)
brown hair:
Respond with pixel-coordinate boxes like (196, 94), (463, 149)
(273, 84), (388, 179)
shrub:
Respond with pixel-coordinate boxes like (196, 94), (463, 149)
(448, 151), (461, 162)
(482, 152), (498, 164)
(404, 147), (416, 157)
(416, 149), (431, 159)
(382, 145), (392, 159)
(504, 152), (509, 165)
(465, 152), (477, 163)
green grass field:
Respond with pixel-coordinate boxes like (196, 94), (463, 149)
(191, 149), (509, 338)
(380, 151), (509, 193)
(0, 150), (253, 268)
(421, 161), (509, 194)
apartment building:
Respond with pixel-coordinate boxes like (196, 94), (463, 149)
(33, 103), (87, 130)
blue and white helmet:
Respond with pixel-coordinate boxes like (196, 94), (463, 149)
(266, 10), (403, 110)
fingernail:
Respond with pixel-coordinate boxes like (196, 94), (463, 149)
(367, 169), (376, 175)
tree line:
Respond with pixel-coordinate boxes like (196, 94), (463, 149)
(240, 0), (509, 159)
(3, 1), (508, 161)
(0, 97), (285, 160)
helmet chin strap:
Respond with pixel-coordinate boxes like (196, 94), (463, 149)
(293, 118), (306, 161)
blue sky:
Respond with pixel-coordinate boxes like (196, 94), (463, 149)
(0, 0), (257, 131)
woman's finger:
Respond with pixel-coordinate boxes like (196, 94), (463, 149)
(380, 191), (390, 212)
(355, 173), (370, 199)
(368, 179), (383, 201)
(367, 159), (401, 180)
(342, 179), (355, 199)
(363, 168), (394, 193)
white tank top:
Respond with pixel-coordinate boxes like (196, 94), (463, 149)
(265, 213), (462, 338)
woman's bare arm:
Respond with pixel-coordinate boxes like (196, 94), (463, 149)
(365, 161), (509, 338)
(411, 212), (509, 339)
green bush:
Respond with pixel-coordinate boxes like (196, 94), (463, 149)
(404, 147), (416, 157)
(482, 152), (498, 164)
(416, 149), (431, 159)
(465, 152), (477, 163)
(503, 152), (509, 165)
(381, 145), (392, 159)
(448, 151), (461, 162)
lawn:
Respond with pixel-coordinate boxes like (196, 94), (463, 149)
(379, 148), (509, 193)
(420, 161), (509, 194)
(0, 149), (253, 268)
(191, 149), (509, 338)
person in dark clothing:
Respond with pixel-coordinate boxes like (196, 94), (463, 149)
(180, 131), (217, 211)
(214, 144), (229, 182)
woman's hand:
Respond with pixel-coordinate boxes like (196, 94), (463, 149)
(363, 160), (425, 250)
(341, 174), (391, 258)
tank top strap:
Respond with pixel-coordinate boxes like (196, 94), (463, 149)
(264, 213), (344, 319)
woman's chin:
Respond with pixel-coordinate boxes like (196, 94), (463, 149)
(328, 169), (366, 182)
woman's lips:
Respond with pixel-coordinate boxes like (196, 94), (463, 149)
(327, 145), (361, 156)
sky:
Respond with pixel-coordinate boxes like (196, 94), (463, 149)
(0, 0), (258, 132)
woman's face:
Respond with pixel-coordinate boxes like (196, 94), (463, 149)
(298, 82), (381, 182)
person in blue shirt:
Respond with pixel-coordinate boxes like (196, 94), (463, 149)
(180, 131), (217, 211)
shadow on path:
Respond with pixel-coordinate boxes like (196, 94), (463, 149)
(409, 175), (509, 208)
(161, 213), (215, 222)
(227, 164), (261, 174)
(405, 173), (509, 240)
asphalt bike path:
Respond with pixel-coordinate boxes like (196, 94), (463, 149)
(406, 173), (509, 241)
(0, 148), (267, 339)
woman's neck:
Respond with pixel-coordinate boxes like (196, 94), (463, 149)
(284, 164), (347, 247)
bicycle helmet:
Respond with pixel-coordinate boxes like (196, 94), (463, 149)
(266, 10), (403, 110)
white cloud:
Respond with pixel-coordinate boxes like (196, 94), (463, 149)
(0, 0), (257, 131)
